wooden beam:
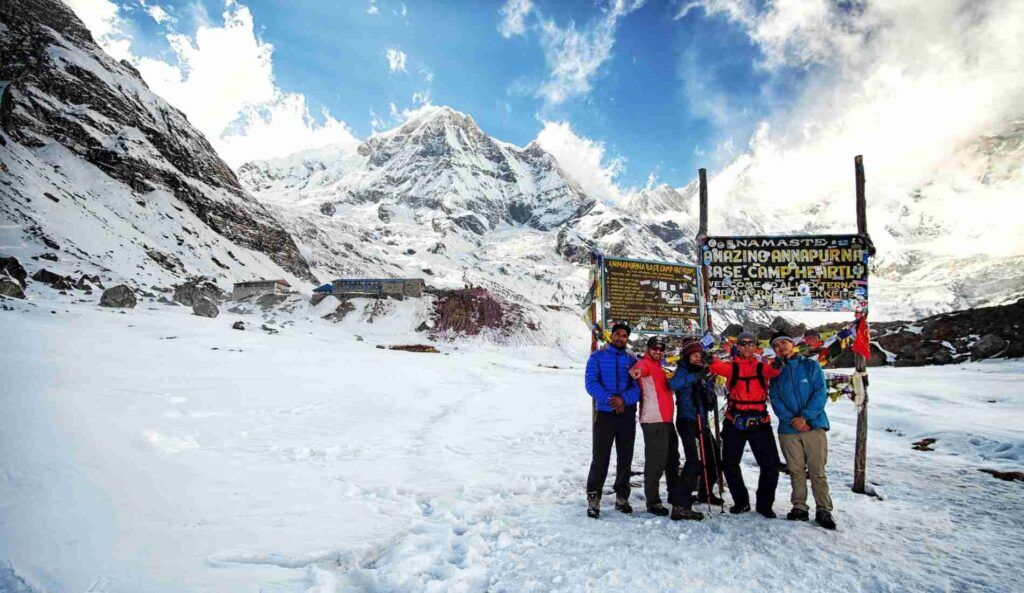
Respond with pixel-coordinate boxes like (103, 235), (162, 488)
(855, 155), (867, 234)
(852, 154), (869, 495)
(698, 168), (709, 240)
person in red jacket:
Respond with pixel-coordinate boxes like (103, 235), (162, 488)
(630, 336), (702, 520)
(706, 331), (785, 517)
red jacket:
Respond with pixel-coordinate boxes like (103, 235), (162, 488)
(709, 357), (781, 419)
(632, 356), (675, 424)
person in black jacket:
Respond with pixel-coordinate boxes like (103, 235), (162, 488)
(668, 337), (723, 511)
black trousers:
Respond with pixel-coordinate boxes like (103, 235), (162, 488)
(677, 415), (719, 501)
(586, 407), (636, 498)
(641, 422), (689, 507)
(722, 421), (782, 512)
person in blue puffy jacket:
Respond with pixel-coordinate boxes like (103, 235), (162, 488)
(768, 332), (836, 530)
(584, 322), (641, 518)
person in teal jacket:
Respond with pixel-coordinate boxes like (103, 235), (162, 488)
(768, 332), (836, 530)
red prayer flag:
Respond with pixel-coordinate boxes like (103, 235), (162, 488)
(851, 313), (871, 358)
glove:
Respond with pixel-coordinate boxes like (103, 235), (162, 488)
(700, 351), (714, 365)
(770, 356), (784, 370)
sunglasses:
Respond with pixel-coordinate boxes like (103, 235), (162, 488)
(649, 346), (665, 352)
(737, 341), (756, 346)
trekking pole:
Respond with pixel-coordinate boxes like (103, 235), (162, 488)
(712, 387), (726, 513)
(695, 401), (715, 516)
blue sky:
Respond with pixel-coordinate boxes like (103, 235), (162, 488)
(83, 0), (806, 190)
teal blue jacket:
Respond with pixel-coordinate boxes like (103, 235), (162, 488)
(769, 355), (829, 434)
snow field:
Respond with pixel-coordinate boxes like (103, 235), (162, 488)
(1, 296), (1023, 592)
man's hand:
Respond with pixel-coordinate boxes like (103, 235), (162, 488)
(700, 351), (714, 365)
(770, 356), (785, 370)
(791, 416), (810, 432)
(609, 395), (625, 413)
(629, 367), (642, 380)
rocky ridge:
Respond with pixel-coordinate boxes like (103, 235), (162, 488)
(0, 0), (313, 296)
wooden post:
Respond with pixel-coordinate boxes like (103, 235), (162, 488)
(852, 155), (869, 494)
(698, 168), (709, 239)
(696, 168), (725, 505)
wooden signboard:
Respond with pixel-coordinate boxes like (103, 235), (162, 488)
(598, 256), (704, 336)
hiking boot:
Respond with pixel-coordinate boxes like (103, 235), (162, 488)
(671, 506), (705, 521)
(586, 492), (601, 519)
(815, 509), (837, 530)
(786, 508), (810, 521)
(614, 495), (633, 514)
(729, 502), (750, 515)
(646, 502), (670, 516)
(757, 507), (777, 519)
(697, 492), (725, 505)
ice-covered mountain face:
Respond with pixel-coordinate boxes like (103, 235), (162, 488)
(0, 0), (314, 291)
(239, 106), (712, 314)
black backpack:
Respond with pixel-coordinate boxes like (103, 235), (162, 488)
(727, 361), (768, 393)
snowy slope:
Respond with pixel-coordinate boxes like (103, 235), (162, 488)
(0, 0), (314, 292)
(2, 295), (1022, 592)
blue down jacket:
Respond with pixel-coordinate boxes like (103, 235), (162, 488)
(668, 365), (716, 421)
(769, 355), (830, 434)
(585, 345), (640, 412)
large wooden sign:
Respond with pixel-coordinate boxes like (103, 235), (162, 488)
(601, 256), (703, 335)
(701, 235), (869, 312)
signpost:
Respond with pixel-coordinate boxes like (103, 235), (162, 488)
(702, 235), (870, 313)
(596, 255), (704, 337)
(696, 156), (876, 495)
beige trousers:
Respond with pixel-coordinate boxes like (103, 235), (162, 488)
(779, 429), (833, 512)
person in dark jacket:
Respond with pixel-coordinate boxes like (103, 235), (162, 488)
(668, 337), (723, 511)
(769, 332), (836, 530)
(584, 322), (641, 518)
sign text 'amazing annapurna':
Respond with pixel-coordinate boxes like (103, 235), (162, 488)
(602, 257), (702, 334)
(701, 235), (869, 312)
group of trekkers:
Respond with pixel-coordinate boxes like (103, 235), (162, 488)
(584, 322), (837, 530)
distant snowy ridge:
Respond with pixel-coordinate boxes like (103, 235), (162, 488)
(238, 105), (775, 333)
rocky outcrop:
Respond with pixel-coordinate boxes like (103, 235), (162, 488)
(100, 285), (136, 308)
(430, 288), (534, 339)
(0, 257), (28, 287)
(31, 268), (71, 288)
(173, 278), (225, 307)
(812, 298), (1024, 367)
(0, 276), (26, 299)
(971, 334), (1008, 360)
(192, 297), (219, 318)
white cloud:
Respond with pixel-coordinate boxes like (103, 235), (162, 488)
(684, 0), (1024, 258)
(69, 0), (358, 167)
(146, 5), (173, 24)
(385, 48), (407, 72)
(367, 2), (379, 16)
(219, 94), (359, 164)
(534, 120), (627, 205)
(498, 0), (533, 38)
(64, 0), (134, 60)
(411, 91), (431, 105)
(536, 0), (645, 105)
